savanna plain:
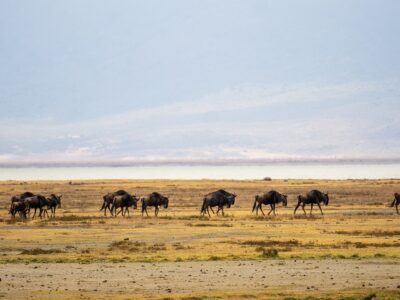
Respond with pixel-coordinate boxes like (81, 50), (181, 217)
(0, 179), (399, 299)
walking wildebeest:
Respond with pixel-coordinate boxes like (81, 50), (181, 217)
(252, 190), (288, 216)
(390, 193), (400, 214)
(200, 189), (236, 217)
(9, 201), (28, 219)
(45, 194), (62, 218)
(23, 195), (48, 219)
(111, 193), (139, 216)
(100, 190), (129, 216)
(294, 190), (329, 215)
(141, 192), (169, 217)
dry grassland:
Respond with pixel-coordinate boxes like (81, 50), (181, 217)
(0, 179), (399, 299)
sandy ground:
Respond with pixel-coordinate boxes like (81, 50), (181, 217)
(1, 259), (399, 298)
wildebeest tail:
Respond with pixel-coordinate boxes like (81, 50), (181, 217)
(100, 196), (106, 211)
(200, 198), (207, 213)
(252, 197), (258, 213)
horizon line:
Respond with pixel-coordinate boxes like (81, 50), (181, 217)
(1, 157), (400, 168)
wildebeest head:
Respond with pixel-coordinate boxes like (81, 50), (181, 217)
(132, 195), (139, 209)
(51, 194), (62, 208)
(231, 193), (236, 205)
(163, 196), (169, 208)
(226, 194), (236, 208)
(56, 194), (62, 208)
(322, 192), (329, 205)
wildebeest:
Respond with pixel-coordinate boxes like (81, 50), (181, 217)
(294, 190), (329, 215)
(141, 192), (169, 217)
(23, 195), (48, 219)
(45, 194), (62, 218)
(111, 193), (139, 216)
(252, 190), (288, 216)
(390, 193), (400, 214)
(9, 201), (28, 219)
(10, 191), (35, 203)
(100, 190), (129, 216)
(200, 189), (236, 217)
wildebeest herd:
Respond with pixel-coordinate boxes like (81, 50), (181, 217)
(7, 189), (400, 219)
(9, 192), (62, 219)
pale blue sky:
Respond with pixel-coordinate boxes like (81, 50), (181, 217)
(0, 0), (399, 162)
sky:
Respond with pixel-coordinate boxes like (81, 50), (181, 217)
(0, 0), (399, 163)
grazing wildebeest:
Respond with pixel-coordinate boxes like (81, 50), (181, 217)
(100, 190), (129, 216)
(9, 201), (28, 219)
(390, 193), (400, 214)
(200, 189), (236, 217)
(294, 190), (329, 215)
(252, 190), (288, 216)
(10, 191), (35, 203)
(111, 193), (139, 216)
(45, 194), (62, 218)
(23, 195), (48, 219)
(141, 192), (169, 217)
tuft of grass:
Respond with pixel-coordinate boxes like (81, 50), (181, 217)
(186, 223), (232, 227)
(259, 248), (279, 258)
(20, 248), (65, 255)
(373, 253), (385, 258)
(108, 240), (146, 251)
(208, 255), (222, 261)
(335, 230), (400, 237)
(363, 293), (377, 300)
(240, 239), (299, 247)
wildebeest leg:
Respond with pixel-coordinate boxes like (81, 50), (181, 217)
(209, 207), (215, 214)
(317, 202), (324, 215)
(310, 203), (314, 215)
(301, 204), (307, 215)
(221, 207), (225, 216)
(216, 207), (220, 216)
(107, 204), (113, 216)
(396, 203), (399, 214)
(125, 207), (129, 216)
(267, 204), (274, 215)
(33, 207), (38, 219)
(259, 204), (266, 216)
(272, 203), (276, 216)
(142, 205), (149, 217)
(103, 202), (108, 216)
(155, 205), (159, 217)
(206, 206), (211, 217)
(293, 202), (301, 214)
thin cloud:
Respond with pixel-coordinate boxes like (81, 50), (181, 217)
(0, 80), (399, 162)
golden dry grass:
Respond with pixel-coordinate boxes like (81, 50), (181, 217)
(0, 179), (399, 263)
